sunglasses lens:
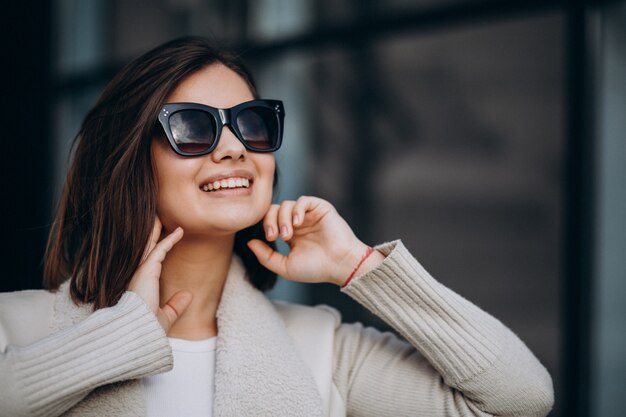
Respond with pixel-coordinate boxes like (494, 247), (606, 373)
(170, 110), (216, 154)
(237, 107), (279, 150)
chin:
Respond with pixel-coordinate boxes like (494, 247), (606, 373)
(201, 214), (263, 236)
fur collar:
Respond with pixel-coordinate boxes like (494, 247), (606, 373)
(52, 256), (324, 417)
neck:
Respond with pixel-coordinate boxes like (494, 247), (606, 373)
(159, 233), (235, 340)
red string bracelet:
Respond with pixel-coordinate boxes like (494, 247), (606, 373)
(342, 246), (374, 288)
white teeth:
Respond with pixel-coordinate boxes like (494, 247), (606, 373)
(201, 177), (251, 192)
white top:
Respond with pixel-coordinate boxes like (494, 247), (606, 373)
(143, 337), (217, 417)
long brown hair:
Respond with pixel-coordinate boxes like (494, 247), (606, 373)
(44, 37), (277, 309)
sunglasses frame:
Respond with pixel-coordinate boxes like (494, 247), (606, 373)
(157, 99), (285, 156)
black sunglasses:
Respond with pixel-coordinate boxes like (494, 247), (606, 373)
(157, 99), (285, 156)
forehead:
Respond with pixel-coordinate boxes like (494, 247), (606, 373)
(166, 63), (255, 108)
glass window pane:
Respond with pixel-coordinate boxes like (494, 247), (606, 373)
(591, 3), (626, 416)
(55, 0), (106, 74)
(248, 0), (313, 41)
(299, 13), (564, 412)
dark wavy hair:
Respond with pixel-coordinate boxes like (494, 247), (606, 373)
(44, 37), (277, 309)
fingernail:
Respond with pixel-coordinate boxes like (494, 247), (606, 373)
(293, 215), (301, 225)
(266, 226), (274, 237)
(280, 226), (288, 237)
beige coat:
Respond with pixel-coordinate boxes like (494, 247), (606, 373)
(0, 241), (554, 417)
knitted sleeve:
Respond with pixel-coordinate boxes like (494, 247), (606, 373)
(0, 291), (172, 417)
(333, 240), (554, 417)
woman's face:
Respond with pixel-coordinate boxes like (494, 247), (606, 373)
(152, 64), (275, 237)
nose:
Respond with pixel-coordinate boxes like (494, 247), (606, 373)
(211, 126), (247, 162)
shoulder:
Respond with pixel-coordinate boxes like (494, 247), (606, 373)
(0, 288), (56, 307)
(271, 299), (342, 331)
(0, 289), (57, 349)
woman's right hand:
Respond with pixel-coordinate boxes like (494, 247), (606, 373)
(127, 217), (192, 333)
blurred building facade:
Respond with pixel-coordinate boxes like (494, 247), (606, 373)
(2, 1), (625, 416)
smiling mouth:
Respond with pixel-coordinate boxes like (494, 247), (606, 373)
(200, 177), (251, 192)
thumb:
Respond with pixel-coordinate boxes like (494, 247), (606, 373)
(158, 290), (193, 332)
(247, 239), (288, 277)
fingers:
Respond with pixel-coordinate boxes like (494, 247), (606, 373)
(263, 204), (280, 241)
(130, 226), (184, 295)
(247, 239), (288, 276)
(264, 197), (324, 242)
(264, 200), (297, 241)
(277, 200), (296, 240)
(142, 217), (163, 263)
(293, 195), (324, 224)
(158, 290), (193, 331)
(143, 226), (184, 267)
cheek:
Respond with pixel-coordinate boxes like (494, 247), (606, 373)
(258, 157), (276, 199)
(249, 155), (275, 221)
(153, 167), (180, 228)
(151, 141), (196, 225)
(256, 153), (276, 180)
(153, 145), (174, 202)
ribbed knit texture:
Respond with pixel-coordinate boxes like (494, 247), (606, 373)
(0, 245), (554, 417)
(0, 292), (172, 417)
(338, 240), (554, 417)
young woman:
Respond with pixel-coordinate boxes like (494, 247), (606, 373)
(0, 37), (554, 417)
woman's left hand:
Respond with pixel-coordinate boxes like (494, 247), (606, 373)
(247, 196), (385, 286)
